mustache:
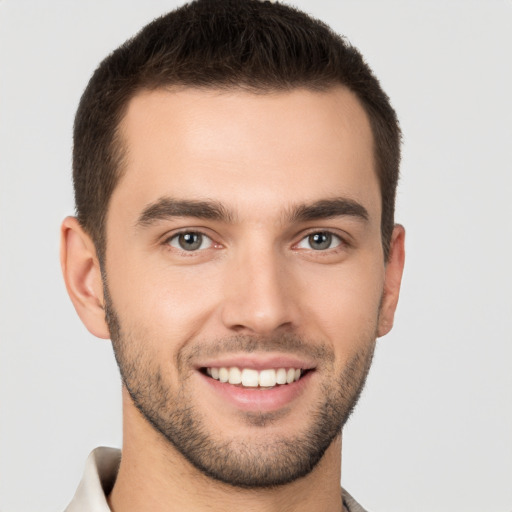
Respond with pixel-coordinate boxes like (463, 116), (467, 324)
(178, 332), (334, 370)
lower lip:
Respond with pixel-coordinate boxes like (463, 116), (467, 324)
(199, 371), (314, 412)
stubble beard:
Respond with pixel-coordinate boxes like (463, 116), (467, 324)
(104, 286), (377, 489)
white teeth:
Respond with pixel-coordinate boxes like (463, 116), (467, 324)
(241, 368), (259, 387)
(206, 366), (303, 387)
(228, 367), (242, 385)
(259, 369), (276, 387)
(218, 367), (229, 383)
(276, 368), (287, 385)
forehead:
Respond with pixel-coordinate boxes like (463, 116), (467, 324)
(112, 86), (379, 223)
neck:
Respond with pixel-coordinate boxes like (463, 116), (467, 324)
(108, 393), (344, 512)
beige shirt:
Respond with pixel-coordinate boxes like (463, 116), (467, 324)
(65, 447), (367, 512)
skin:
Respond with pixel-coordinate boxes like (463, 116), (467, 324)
(61, 86), (405, 512)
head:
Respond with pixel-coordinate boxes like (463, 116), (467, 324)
(62, 0), (405, 490)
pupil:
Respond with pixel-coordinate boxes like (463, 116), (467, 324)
(309, 232), (331, 250)
(179, 233), (202, 250)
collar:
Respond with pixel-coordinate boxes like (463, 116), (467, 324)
(64, 447), (120, 512)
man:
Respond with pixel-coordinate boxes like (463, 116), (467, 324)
(60, 0), (405, 510)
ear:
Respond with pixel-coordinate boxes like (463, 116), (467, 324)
(377, 224), (406, 337)
(60, 216), (110, 339)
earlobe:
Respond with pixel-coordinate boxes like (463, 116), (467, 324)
(60, 217), (110, 339)
(377, 224), (406, 337)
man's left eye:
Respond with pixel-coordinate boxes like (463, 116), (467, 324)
(296, 232), (342, 251)
(168, 232), (213, 251)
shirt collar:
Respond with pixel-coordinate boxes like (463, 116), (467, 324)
(65, 447), (120, 512)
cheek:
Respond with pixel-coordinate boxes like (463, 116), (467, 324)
(297, 259), (384, 355)
(107, 255), (222, 347)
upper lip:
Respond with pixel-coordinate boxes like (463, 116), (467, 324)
(195, 353), (317, 371)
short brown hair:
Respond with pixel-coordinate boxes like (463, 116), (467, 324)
(73, 0), (401, 262)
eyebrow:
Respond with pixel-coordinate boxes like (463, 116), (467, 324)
(288, 198), (369, 223)
(136, 196), (369, 228)
(136, 197), (235, 227)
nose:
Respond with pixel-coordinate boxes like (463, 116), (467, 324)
(220, 243), (300, 335)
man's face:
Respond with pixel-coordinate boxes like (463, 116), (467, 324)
(102, 87), (396, 487)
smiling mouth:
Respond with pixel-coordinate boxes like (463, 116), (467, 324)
(201, 366), (311, 389)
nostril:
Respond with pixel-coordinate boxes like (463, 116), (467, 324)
(227, 321), (296, 336)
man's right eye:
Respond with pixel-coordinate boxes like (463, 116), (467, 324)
(167, 232), (213, 251)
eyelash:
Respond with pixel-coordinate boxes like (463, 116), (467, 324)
(294, 231), (346, 252)
(164, 230), (217, 253)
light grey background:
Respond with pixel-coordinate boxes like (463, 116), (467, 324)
(1, 1), (511, 511)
